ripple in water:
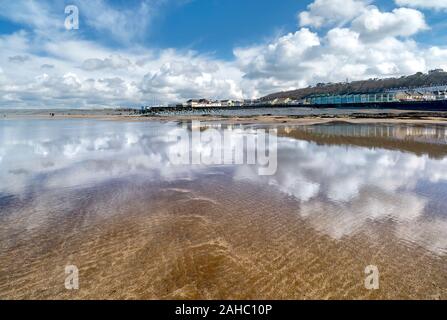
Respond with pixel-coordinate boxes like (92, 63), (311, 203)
(0, 119), (446, 299)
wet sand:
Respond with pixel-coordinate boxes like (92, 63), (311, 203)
(0, 119), (446, 300)
(1, 174), (445, 300)
(3, 109), (447, 126)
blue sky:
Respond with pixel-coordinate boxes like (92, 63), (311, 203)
(0, 0), (309, 58)
(3, 0), (436, 57)
(0, 0), (447, 108)
(148, 0), (309, 59)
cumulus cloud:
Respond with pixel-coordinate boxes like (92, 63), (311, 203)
(395, 0), (447, 10)
(352, 7), (428, 40)
(234, 27), (426, 95)
(234, 2), (430, 96)
(299, 0), (370, 28)
(140, 54), (243, 101)
(0, 0), (444, 107)
(235, 28), (320, 81)
(0, 28), (244, 107)
(426, 47), (447, 71)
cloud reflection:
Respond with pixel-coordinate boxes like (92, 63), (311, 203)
(1, 120), (446, 255)
(234, 135), (447, 255)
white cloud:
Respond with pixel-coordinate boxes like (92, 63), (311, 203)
(396, 0), (447, 10)
(234, 3), (430, 96)
(75, 0), (155, 43)
(0, 28), (244, 107)
(299, 0), (370, 28)
(0, 1), (61, 33)
(140, 51), (244, 101)
(234, 27), (427, 95)
(235, 28), (320, 81)
(352, 7), (428, 40)
(0, 0), (445, 107)
(426, 47), (447, 74)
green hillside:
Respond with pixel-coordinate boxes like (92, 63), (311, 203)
(262, 70), (447, 101)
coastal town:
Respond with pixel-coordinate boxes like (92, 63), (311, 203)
(141, 70), (447, 111)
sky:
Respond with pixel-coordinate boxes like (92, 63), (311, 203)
(1, 0), (447, 108)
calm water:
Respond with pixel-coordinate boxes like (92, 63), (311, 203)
(0, 119), (446, 299)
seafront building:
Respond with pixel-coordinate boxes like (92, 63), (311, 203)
(175, 82), (447, 109)
(296, 85), (447, 106)
(185, 99), (246, 108)
(303, 92), (399, 105)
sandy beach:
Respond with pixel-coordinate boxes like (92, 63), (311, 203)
(1, 174), (445, 300)
(0, 118), (446, 300)
(3, 109), (447, 126)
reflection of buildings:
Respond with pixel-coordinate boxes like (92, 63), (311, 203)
(279, 124), (447, 159)
(301, 124), (447, 141)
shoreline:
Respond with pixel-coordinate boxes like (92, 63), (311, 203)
(3, 111), (447, 125)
